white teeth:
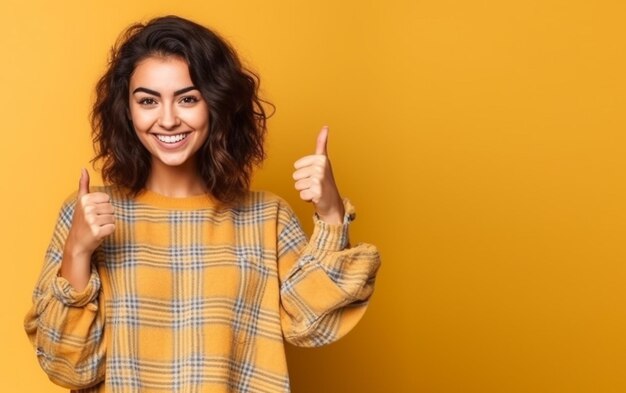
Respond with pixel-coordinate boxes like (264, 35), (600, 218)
(156, 133), (188, 143)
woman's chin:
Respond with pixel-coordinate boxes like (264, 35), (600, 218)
(153, 153), (191, 168)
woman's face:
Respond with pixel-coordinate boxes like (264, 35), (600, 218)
(128, 55), (210, 169)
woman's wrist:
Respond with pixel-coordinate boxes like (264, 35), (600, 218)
(315, 202), (346, 225)
(60, 239), (93, 291)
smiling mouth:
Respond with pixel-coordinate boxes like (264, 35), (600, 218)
(153, 132), (191, 144)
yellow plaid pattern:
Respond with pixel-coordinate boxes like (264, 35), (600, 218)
(24, 186), (381, 392)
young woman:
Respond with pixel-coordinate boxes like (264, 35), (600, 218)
(24, 15), (380, 393)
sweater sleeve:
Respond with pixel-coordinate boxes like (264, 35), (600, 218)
(23, 194), (106, 389)
(276, 197), (381, 347)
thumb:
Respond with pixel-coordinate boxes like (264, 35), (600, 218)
(78, 168), (90, 197)
(315, 125), (329, 156)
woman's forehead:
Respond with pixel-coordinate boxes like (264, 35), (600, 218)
(130, 56), (193, 92)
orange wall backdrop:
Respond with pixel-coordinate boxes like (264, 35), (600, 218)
(1, 0), (625, 392)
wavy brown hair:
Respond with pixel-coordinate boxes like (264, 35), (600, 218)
(90, 15), (270, 204)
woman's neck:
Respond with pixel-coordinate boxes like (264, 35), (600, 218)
(145, 158), (208, 198)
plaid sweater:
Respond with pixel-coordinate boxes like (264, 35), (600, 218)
(24, 185), (380, 392)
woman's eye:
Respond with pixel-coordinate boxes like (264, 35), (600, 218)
(180, 96), (199, 104)
(138, 98), (157, 105)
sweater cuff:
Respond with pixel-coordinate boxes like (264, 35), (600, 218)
(52, 268), (101, 307)
(310, 198), (356, 252)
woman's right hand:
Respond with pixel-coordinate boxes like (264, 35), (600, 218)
(60, 168), (115, 290)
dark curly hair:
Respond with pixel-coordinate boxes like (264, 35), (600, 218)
(90, 15), (270, 204)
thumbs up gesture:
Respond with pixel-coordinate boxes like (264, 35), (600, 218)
(66, 168), (116, 257)
(293, 126), (345, 224)
(59, 168), (115, 290)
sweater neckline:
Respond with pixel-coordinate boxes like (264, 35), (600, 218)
(134, 188), (218, 210)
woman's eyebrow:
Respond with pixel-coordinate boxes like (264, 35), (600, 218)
(132, 86), (198, 96)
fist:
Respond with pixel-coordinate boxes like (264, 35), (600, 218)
(292, 126), (345, 224)
(66, 168), (115, 256)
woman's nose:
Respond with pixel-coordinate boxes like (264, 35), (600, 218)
(158, 105), (181, 129)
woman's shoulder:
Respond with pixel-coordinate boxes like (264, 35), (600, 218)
(60, 186), (296, 213)
(239, 189), (294, 212)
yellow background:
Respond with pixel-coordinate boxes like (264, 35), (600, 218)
(1, 0), (625, 392)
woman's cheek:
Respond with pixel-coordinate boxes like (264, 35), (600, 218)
(132, 110), (157, 132)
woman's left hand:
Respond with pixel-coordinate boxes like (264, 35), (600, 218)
(293, 126), (345, 224)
